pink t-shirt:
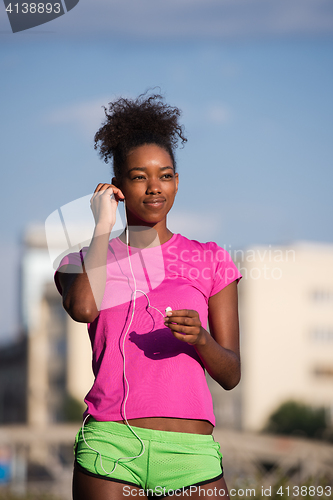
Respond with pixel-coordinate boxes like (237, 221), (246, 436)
(55, 233), (241, 426)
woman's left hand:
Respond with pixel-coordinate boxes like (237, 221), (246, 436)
(164, 309), (208, 346)
(164, 282), (241, 390)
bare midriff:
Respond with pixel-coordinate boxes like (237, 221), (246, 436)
(116, 417), (213, 435)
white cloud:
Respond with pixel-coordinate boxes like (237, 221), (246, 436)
(2, 0), (332, 39)
(44, 96), (232, 141)
(45, 97), (111, 139)
(205, 104), (231, 125)
(46, 0), (333, 40)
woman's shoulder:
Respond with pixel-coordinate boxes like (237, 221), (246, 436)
(173, 233), (228, 254)
(166, 234), (235, 268)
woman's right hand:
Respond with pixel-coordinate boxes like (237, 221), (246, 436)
(58, 183), (125, 323)
(90, 183), (125, 230)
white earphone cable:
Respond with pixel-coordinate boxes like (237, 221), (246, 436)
(81, 197), (165, 475)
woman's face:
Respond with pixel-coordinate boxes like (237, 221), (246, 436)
(115, 144), (179, 226)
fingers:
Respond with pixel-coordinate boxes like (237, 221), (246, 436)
(90, 185), (112, 206)
(167, 323), (200, 336)
(91, 183), (125, 203)
(164, 309), (198, 319)
(164, 309), (205, 345)
(164, 309), (201, 336)
(89, 183), (125, 229)
(92, 183), (125, 199)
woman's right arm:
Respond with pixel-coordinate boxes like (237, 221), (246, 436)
(56, 183), (124, 323)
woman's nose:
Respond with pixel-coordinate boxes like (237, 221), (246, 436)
(146, 179), (162, 194)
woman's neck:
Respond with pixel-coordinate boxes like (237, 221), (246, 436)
(119, 225), (173, 248)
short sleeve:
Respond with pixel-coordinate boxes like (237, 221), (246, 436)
(210, 243), (242, 297)
(54, 250), (85, 295)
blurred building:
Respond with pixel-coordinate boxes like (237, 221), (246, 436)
(0, 336), (27, 423)
(1, 231), (333, 495)
(1, 228), (332, 435)
(237, 241), (333, 431)
(0, 224), (94, 426)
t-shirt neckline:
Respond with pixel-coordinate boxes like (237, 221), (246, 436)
(111, 232), (179, 250)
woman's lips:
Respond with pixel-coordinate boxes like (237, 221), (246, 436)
(143, 198), (166, 207)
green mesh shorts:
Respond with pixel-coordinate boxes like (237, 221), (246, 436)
(74, 418), (223, 495)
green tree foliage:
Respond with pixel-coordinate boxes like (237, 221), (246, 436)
(265, 400), (327, 439)
(63, 393), (85, 422)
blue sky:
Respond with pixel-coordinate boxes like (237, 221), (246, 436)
(0, 0), (333, 342)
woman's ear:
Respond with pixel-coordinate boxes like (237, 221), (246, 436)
(175, 172), (179, 194)
(112, 176), (119, 188)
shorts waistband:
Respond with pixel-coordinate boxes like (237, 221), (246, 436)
(84, 417), (215, 445)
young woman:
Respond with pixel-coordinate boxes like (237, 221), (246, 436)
(55, 93), (241, 499)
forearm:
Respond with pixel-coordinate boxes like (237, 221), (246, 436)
(164, 301), (241, 390)
(58, 183), (124, 323)
(194, 328), (241, 390)
(62, 222), (112, 322)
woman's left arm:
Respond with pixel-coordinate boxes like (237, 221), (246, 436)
(164, 280), (240, 390)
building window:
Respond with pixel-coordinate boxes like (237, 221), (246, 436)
(310, 290), (333, 303)
(309, 328), (333, 342)
(312, 366), (333, 378)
